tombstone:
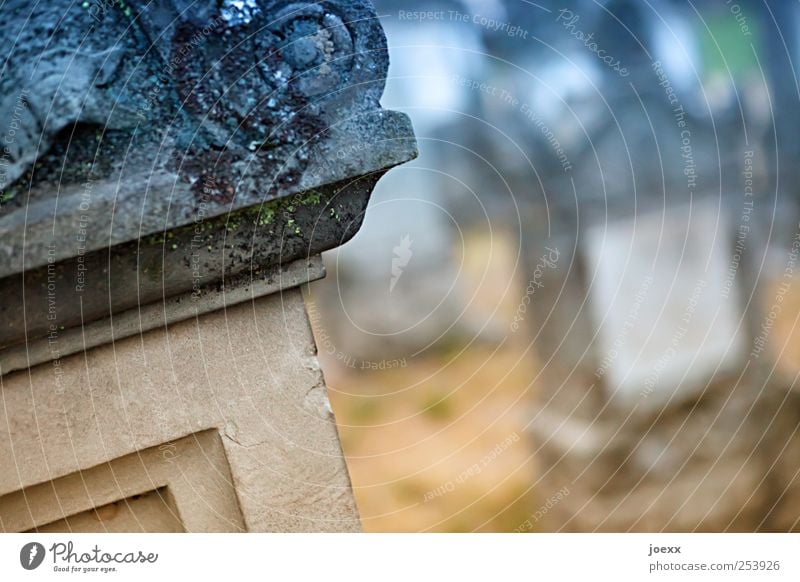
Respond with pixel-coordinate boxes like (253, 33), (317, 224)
(0, 0), (416, 532)
(523, 0), (800, 531)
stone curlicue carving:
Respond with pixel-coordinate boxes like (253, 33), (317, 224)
(1, 0), (399, 204)
(0, 0), (417, 371)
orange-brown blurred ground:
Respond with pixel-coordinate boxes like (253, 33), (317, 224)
(309, 230), (542, 532)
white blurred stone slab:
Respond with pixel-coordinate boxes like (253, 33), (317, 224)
(583, 199), (745, 408)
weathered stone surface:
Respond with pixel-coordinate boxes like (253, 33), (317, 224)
(0, 0), (417, 363)
(0, 255), (325, 375)
(0, 288), (360, 532)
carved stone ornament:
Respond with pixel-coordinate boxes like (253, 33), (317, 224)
(0, 0), (417, 372)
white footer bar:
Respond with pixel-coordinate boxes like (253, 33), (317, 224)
(1, 534), (796, 580)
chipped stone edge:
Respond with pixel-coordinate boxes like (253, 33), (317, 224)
(0, 255), (325, 377)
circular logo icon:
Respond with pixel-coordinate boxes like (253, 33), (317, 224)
(19, 542), (45, 570)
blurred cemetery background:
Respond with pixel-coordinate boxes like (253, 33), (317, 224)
(307, 0), (800, 531)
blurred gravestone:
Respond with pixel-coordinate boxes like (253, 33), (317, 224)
(523, 0), (800, 531)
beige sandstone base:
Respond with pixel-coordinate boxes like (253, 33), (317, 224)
(0, 288), (360, 532)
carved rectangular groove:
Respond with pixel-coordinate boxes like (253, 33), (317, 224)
(0, 430), (245, 533)
(28, 487), (183, 533)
